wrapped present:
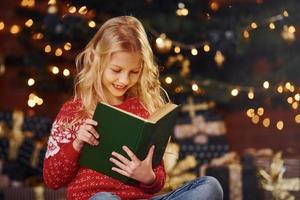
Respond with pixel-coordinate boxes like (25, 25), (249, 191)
(176, 136), (229, 166)
(200, 151), (260, 200)
(255, 152), (300, 200)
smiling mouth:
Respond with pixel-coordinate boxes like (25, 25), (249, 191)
(113, 84), (126, 90)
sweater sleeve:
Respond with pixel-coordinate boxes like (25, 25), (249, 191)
(139, 161), (166, 194)
(43, 100), (83, 189)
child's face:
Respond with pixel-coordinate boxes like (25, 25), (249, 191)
(102, 51), (142, 104)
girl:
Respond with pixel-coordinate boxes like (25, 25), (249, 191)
(43, 16), (223, 200)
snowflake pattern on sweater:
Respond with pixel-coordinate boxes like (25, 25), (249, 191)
(43, 97), (166, 200)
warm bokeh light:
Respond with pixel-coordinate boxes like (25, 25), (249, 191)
(192, 83), (199, 91)
(64, 42), (72, 51)
(263, 81), (269, 89)
(251, 115), (259, 124)
(295, 114), (300, 123)
(231, 88), (239, 96)
(27, 78), (35, 86)
(10, 25), (20, 34)
(262, 118), (270, 127)
(88, 20), (96, 28)
(276, 121), (284, 130)
(63, 69), (70, 77)
(25, 19), (33, 27)
(248, 90), (254, 99)
(246, 108), (255, 118)
(257, 107), (264, 116)
(165, 77), (172, 84)
(55, 48), (63, 56)
(191, 48), (198, 56)
(174, 46), (181, 53)
(51, 66), (59, 74)
(203, 44), (210, 52)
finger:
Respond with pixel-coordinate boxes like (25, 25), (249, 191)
(122, 146), (139, 163)
(109, 157), (129, 170)
(79, 131), (99, 146)
(111, 167), (130, 177)
(85, 118), (98, 126)
(145, 145), (155, 162)
(111, 151), (130, 165)
(85, 124), (99, 139)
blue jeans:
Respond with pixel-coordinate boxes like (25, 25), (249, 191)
(89, 176), (223, 200)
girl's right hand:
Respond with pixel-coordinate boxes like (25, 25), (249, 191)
(73, 118), (100, 152)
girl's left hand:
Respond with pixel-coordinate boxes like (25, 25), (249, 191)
(109, 145), (156, 185)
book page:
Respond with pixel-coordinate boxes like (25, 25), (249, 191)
(149, 103), (178, 123)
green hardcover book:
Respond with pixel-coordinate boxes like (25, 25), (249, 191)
(79, 101), (180, 184)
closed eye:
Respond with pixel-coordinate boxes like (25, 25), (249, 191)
(111, 69), (121, 73)
(131, 71), (140, 74)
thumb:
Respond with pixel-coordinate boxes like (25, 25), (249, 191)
(145, 145), (155, 163)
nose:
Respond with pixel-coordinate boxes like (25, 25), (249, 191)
(118, 72), (129, 85)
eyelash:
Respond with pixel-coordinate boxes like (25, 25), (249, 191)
(111, 69), (139, 74)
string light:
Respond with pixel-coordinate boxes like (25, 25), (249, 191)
(250, 22), (258, 29)
(27, 93), (43, 108)
(263, 81), (270, 89)
(192, 83), (199, 91)
(63, 69), (70, 76)
(246, 108), (255, 118)
(248, 90), (254, 99)
(27, 78), (35, 86)
(25, 19), (33, 28)
(88, 20), (96, 28)
(64, 42), (72, 51)
(292, 102), (298, 110)
(295, 114), (300, 123)
(68, 6), (77, 13)
(231, 88), (239, 96)
(276, 121), (284, 130)
(21, 0), (35, 8)
(214, 51), (225, 67)
(294, 93), (300, 101)
(251, 115), (260, 124)
(78, 6), (88, 15)
(165, 77), (173, 84)
(203, 44), (210, 52)
(48, 5), (58, 14)
(32, 32), (43, 40)
(174, 46), (181, 53)
(262, 118), (270, 127)
(210, 1), (219, 11)
(257, 107), (264, 116)
(191, 48), (198, 56)
(277, 85), (283, 93)
(243, 30), (250, 39)
(51, 66), (59, 74)
(44, 45), (51, 53)
(55, 48), (63, 56)
(269, 22), (275, 30)
(10, 25), (20, 34)
(287, 97), (293, 104)
(0, 22), (4, 30)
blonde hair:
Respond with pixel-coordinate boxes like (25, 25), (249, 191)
(74, 16), (167, 117)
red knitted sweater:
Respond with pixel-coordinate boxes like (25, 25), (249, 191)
(43, 97), (166, 200)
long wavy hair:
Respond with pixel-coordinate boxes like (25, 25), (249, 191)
(74, 16), (167, 117)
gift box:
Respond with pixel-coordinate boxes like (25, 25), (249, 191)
(254, 154), (300, 200)
(200, 152), (260, 200)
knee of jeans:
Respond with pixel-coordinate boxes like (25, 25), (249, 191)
(89, 192), (121, 200)
(203, 176), (223, 199)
